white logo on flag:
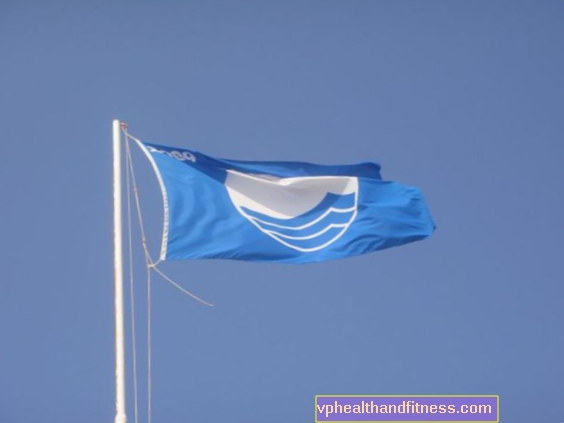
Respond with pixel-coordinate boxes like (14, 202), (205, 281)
(146, 145), (196, 162)
(225, 170), (358, 252)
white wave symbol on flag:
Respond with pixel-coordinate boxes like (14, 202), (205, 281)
(225, 170), (358, 252)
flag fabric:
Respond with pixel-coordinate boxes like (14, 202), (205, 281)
(133, 139), (435, 264)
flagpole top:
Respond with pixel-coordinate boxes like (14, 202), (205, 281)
(112, 119), (128, 130)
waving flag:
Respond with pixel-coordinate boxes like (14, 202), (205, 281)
(132, 138), (435, 263)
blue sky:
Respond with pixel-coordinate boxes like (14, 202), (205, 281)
(1, 1), (563, 422)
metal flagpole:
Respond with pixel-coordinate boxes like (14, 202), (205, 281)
(113, 119), (127, 423)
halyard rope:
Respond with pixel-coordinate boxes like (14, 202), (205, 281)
(123, 127), (214, 423)
(125, 133), (140, 423)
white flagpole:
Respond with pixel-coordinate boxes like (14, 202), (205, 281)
(113, 119), (127, 423)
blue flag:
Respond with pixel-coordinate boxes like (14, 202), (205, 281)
(133, 139), (435, 263)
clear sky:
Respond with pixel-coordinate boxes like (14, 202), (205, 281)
(1, 1), (563, 422)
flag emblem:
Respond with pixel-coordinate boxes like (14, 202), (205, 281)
(225, 170), (358, 252)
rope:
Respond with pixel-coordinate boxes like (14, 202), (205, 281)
(122, 127), (215, 423)
(125, 135), (140, 423)
(147, 262), (152, 423)
(123, 131), (214, 306)
(124, 135), (150, 261)
(151, 265), (214, 307)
